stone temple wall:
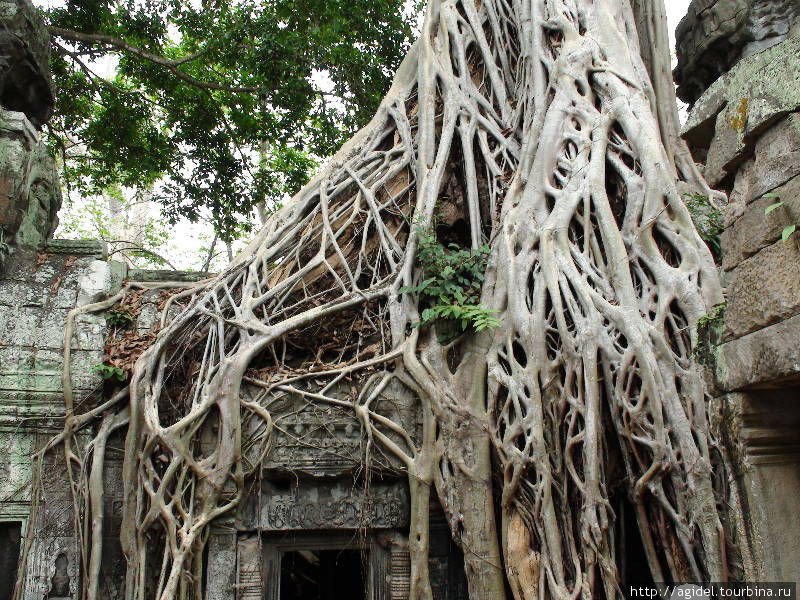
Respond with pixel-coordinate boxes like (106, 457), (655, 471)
(0, 240), (210, 600)
(678, 0), (800, 582)
(0, 245), (461, 600)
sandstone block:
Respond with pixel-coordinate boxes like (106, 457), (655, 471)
(717, 312), (800, 390)
(681, 37), (800, 187)
(722, 173), (800, 270)
(723, 238), (800, 341)
(674, 0), (798, 104)
(77, 259), (113, 306)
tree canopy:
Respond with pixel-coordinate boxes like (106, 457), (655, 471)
(45, 0), (421, 240)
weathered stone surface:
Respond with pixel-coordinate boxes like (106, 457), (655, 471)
(674, 0), (799, 105)
(716, 312), (800, 390)
(0, 1), (60, 269)
(681, 37), (800, 187)
(713, 111), (800, 220)
(77, 259), (113, 306)
(723, 238), (800, 341)
(0, 248), (114, 590)
(0, 109), (62, 265)
(239, 478), (410, 531)
(722, 173), (800, 270)
(745, 458), (800, 581)
(45, 238), (107, 257)
(715, 389), (800, 581)
(205, 530), (237, 600)
(0, 0), (54, 128)
(128, 268), (210, 282)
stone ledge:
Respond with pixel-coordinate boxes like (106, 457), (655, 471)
(128, 269), (210, 283)
(44, 239), (107, 258)
(674, 0), (799, 105)
(716, 312), (800, 391)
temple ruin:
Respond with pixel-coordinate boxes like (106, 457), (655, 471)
(1, 0), (799, 598)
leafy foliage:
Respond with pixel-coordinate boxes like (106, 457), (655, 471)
(57, 185), (176, 269)
(694, 302), (726, 367)
(44, 0), (422, 240)
(91, 363), (127, 381)
(400, 227), (499, 334)
(105, 308), (135, 328)
(685, 193), (724, 260)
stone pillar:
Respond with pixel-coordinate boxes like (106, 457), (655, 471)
(677, 0), (800, 582)
(0, 0), (61, 272)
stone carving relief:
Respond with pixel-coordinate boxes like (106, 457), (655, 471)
(22, 537), (77, 600)
(46, 553), (70, 599)
(238, 479), (410, 531)
(0, 0), (54, 128)
(250, 378), (419, 477)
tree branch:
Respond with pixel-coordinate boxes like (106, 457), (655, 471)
(50, 26), (260, 93)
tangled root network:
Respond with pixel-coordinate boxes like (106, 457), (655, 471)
(36, 1), (745, 600)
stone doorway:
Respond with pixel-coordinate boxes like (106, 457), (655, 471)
(279, 549), (365, 600)
(261, 532), (391, 600)
(0, 521), (22, 600)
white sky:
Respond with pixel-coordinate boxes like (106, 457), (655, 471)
(43, 0), (694, 271)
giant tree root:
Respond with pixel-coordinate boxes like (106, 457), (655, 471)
(19, 1), (740, 599)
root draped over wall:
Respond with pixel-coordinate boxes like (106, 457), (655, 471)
(16, 1), (742, 599)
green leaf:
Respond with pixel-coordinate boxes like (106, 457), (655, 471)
(762, 192), (781, 199)
(765, 201), (785, 215)
(781, 224), (797, 242)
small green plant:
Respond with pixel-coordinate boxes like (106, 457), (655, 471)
(694, 302), (727, 367)
(91, 363), (127, 381)
(696, 302), (726, 332)
(400, 226), (500, 335)
(763, 193), (797, 242)
(105, 308), (135, 328)
(684, 193), (724, 259)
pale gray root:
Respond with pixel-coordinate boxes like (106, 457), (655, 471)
(21, 2), (736, 600)
(487, 0), (727, 596)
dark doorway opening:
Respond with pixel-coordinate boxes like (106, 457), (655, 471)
(280, 549), (364, 600)
(0, 522), (22, 600)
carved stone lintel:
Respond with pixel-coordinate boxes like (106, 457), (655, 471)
(238, 478), (410, 531)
